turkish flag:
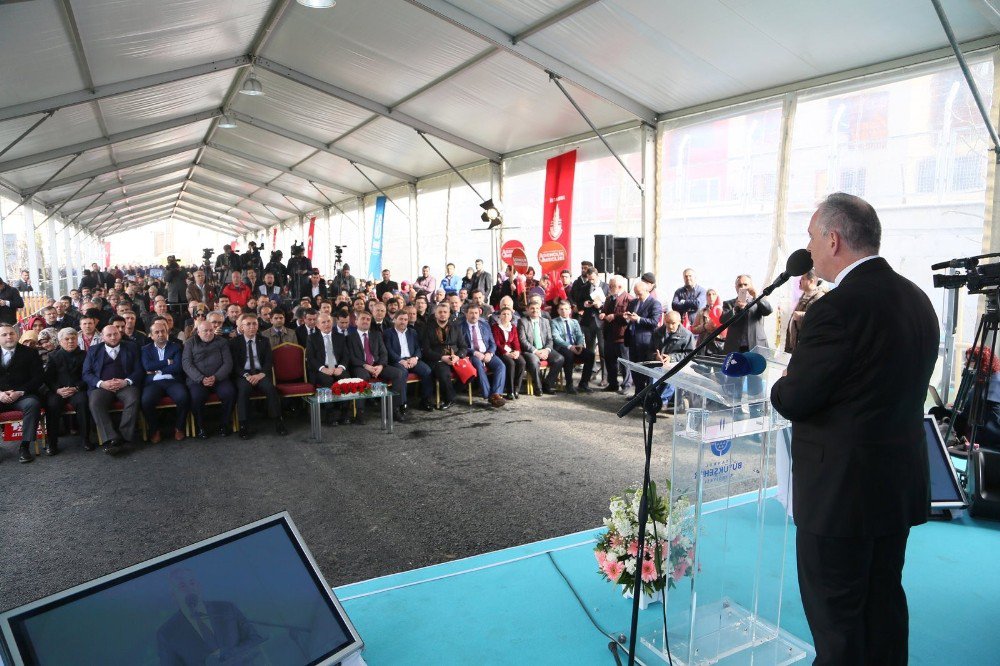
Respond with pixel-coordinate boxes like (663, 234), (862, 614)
(306, 216), (316, 260)
(542, 150), (576, 285)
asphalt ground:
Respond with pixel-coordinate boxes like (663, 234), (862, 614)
(0, 386), (672, 612)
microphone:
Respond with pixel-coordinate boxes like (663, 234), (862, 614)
(762, 249), (813, 296)
(721, 351), (767, 377)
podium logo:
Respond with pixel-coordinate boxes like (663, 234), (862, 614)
(710, 439), (732, 457)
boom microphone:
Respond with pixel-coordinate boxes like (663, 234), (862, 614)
(762, 249), (814, 296)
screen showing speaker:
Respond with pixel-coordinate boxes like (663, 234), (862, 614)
(0, 513), (363, 666)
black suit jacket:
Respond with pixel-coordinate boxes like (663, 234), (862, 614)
(229, 334), (273, 378)
(44, 347), (87, 391)
(0, 344), (44, 394)
(296, 325), (317, 348)
(771, 258), (939, 537)
(345, 328), (388, 372)
(420, 321), (468, 364)
(375, 280), (399, 300)
(306, 330), (348, 384)
(156, 600), (263, 666)
(721, 296), (773, 353)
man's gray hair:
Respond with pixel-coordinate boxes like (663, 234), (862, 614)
(57, 327), (78, 341)
(609, 274), (627, 288)
(816, 192), (881, 255)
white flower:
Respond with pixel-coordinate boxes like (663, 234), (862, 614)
(624, 559), (637, 575)
(606, 552), (618, 563)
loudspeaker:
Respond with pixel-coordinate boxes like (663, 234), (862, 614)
(614, 237), (643, 278)
(970, 448), (1000, 521)
(593, 234), (615, 273)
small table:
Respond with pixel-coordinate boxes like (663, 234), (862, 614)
(304, 382), (393, 441)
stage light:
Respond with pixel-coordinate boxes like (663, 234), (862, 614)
(480, 198), (502, 228)
(218, 113), (237, 129)
(239, 72), (264, 96)
(296, 0), (336, 7)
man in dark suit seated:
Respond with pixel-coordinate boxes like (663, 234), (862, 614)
(82, 324), (143, 456)
(140, 319), (190, 443)
(230, 313), (287, 439)
(305, 270), (328, 308)
(157, 567), (265, 666)
(345, 311), (407, 424)
(295, 308), (318, 347)
(0, 324), (45, 463)
(461, 304), (506, 408)
(551, 300), (596, 394)
(771, 193), (939, 665)
(623, 280), (663, 395)
(383, 310), (434, 412)
(517, 302), (564, 396)
(307, 312), (350, 426)
(420, 303), (469, 410)
(43, 327), (91, 455)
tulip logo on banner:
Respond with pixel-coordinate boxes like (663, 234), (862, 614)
(542, 150), (576, 284)
(306, 216), (316, 261)
(368, 196), (387, 278)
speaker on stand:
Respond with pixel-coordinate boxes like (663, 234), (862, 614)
(594, 234), (615, 274)
(614, 237), (643, 279)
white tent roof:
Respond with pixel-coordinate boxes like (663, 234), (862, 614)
(0, 0), (997, 236)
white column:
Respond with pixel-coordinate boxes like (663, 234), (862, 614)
(73, 229), (84, 287)
(641, 124), (656, 278)
(23, 205), (41, 295)
(47, 216), (58, 297)
(0, 199), (7, 281)
(408, 183), (417, 276)
(62, 225), (72, 295)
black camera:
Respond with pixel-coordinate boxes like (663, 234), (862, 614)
(291, 241), (305, 256)
(202, 248), (215, 261)
(932, 254), (1000, 294)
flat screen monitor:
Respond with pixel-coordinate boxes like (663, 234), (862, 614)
(924, 415), (968, 510)
(0, 513), (363, 665)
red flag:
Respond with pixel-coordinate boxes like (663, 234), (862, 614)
(306, 216), (316, 260)
(103, 242), (111, 268)
(272, 226), (278, 248)
(542, 150), (576, 286)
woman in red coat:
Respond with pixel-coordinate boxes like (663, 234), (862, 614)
(492, 306), (525, 400)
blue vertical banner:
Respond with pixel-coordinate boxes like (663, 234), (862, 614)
(368, 195), (386, 278)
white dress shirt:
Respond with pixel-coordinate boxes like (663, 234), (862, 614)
(152, 343), (173, 381)
(395, 329), (412, 358)
(832, 255), (880, 288)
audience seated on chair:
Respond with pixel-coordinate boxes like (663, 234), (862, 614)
(230, 313), (287, 438)
(0, 323), (45, 464)
(420, 302), (469, 411)
(306, 312), (350, 426)
(517, 302), (564, 396)
(345, 311), (407, 424)
(140, 319), (190, 443)
(551, 300), (596, 394)
(461, 303), (506, 408)
(182, 320), (236, 439)
(383, 310), (434, 412)
(44, 327), (91, 455)
(82, 324), (143, 456)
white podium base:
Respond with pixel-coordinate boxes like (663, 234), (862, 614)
(640, 597), (813, 665)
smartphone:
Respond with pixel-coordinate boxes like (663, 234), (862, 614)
(738, 288), (749, 300)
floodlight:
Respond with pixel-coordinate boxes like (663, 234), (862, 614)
(480, 199), (502, 228)
(297, 0), (336, 7)
(218, 113), (238, 129)
(240, 72), (264, 96)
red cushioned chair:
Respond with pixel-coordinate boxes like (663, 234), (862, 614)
(0, 410), (44, 455)
(272, 343), (316, 399)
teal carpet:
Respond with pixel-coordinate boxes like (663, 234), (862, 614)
(335, 499), (1000, 665)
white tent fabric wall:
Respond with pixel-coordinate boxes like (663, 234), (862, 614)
(413, 164), (493, 278)
(503, 127), (643, 279)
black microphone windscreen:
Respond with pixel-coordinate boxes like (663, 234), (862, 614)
(785, 249), (813, 277)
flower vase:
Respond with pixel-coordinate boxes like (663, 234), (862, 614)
(623, 585), (664, 610)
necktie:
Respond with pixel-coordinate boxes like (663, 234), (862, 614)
(247, 339), (257, 373)
(472, 323), (481, 351)
(195, 612), (219, 650)
(565, 321), (572, 344)
(363, 333), (374, 364)
(107, 346), (118, 360)
(324, 335), (335, 367)
(533, 320), (542, 348)
(2, 350), (10, 368)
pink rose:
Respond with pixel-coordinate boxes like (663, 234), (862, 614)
(627, 540), (638, 557)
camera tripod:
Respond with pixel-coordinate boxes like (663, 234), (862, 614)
(944, 288), (1000, 457)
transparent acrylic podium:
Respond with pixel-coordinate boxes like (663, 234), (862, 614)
(621, 348), (813, 665)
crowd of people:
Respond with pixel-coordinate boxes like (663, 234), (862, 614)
(0, 238), (824, 466)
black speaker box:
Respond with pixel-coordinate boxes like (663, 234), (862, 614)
(613, 237), (643, 278)
(593, 234), (615, 273)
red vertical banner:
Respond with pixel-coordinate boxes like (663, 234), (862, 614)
(103, 242), (111, 267)
(272, 226), (278, 249)
(541, 150), (576, 293)
(306, 216), (316, 261)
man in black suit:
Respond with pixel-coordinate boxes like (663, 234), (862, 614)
(721, 274), (773, 354)
(295, 308), (318, 347)
(44, 328), (91, 455)
(384, 310), (434, 411)
(771, 193), (938, 665)
(0, 324), (44, 463)
(230, 313), (286, 438)
(345, 311), (407, 423)
(0, 277), (24, 326)
(156, 568), (264, 666)
(82, 324), (144, 455)
(305, 270), (328, 308)
(307, 312), (350, 425)
(420, 302), (469, 410)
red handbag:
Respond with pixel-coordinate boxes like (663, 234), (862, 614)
(452, 357), (477, 384)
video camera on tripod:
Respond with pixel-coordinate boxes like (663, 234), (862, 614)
(932, 253), (1000, 298)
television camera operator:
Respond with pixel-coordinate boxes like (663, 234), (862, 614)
(243, 241), (265, 276)
(163, 255), (188, 305)
(286, 241), (312, 302)
(214, 244), (241, 285)
(264, 249), (288, 289)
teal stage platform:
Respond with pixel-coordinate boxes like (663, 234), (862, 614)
(335, 494), (1000, 665)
